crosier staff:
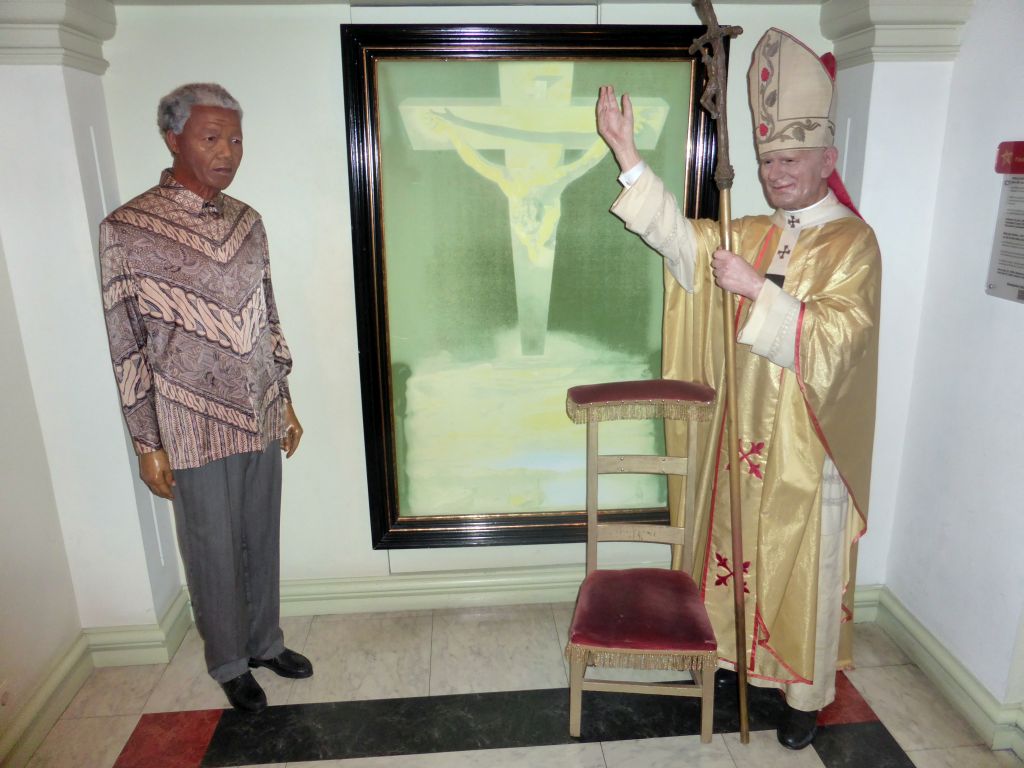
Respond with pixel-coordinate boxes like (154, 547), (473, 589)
(688, 0), (750, 744)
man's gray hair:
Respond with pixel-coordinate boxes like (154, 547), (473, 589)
(157, 83), (242, 135)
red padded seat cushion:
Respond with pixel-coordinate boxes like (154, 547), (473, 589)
(567, 379), (715, 408)
(570, 568), (717, 653)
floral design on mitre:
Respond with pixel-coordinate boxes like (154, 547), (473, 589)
(754, 37), (780, 146)
(759, 118), (826, 147)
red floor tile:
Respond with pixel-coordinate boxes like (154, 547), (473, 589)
(114, 709), (222, 768)
(818, 671), (878, 726)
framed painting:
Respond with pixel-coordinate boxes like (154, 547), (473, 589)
(341, 24), (720, 548)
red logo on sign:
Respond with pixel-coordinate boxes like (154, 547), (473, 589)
(995, 142), (1024, 174)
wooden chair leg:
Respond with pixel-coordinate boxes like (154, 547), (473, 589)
(569, 655), (585, 737)
(700, 668), (715, 743)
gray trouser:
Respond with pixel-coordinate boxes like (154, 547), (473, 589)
(171, 442), (285, 683)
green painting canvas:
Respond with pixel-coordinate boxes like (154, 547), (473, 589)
(375, 57), (693, 518)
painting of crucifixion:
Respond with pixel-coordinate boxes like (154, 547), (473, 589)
(374, 56), (692, 521)
(341, 25), (715, 545)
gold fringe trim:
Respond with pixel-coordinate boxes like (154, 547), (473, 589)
(566, 399), (715, 425)
(565, 643), (718, 672)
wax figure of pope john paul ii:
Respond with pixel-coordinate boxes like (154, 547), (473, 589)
(594, 28), (881, 749)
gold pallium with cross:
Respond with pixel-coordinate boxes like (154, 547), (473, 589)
(401, 62), (669, 355)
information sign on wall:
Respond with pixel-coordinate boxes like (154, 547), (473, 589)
(986, 141), (1024, 304)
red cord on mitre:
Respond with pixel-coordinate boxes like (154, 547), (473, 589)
(821, 51), (837, 79)
(819, 51), (864, 220)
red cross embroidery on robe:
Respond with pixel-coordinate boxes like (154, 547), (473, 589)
(726, 439), (765, 479)
(715, 552), (750, 593)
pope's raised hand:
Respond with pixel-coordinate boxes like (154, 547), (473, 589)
(596, 85), (642, 173)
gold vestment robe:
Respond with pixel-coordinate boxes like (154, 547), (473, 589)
(612, 169), (881, 684)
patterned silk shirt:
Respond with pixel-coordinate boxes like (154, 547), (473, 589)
(99, 170), (292, 470)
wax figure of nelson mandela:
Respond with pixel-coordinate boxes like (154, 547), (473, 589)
(99, 83), (312, 712)
(595, 29), (881, 749)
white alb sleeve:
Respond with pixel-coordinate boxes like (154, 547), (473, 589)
(610, 167), (700, 291)
(737, 279), (802, 369)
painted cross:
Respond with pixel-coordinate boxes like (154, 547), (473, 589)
(787, 214), (801, 228)
(399, 62), (668, 355)
(776, 244), (791, 260)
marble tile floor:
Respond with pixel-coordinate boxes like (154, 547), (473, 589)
(22, 604), (1024, 768)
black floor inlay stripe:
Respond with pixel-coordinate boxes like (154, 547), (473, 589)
(814, 721), (917, 768)
(201, 684), (912, 767)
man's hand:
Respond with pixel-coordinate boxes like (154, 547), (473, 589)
(281, 402), (303, 458)
(596, 85), (642, 173)
(712, 248), (765, 300)
(139, 450), (175, 500)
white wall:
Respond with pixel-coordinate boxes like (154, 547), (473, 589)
(840, 58), (954, 587)
(104, 4), (391, 582)
(886, 0), (1024, 701)
(0, 233), (81, 738)
(102, 1), (828, 582)
(0, 65), (168, 629)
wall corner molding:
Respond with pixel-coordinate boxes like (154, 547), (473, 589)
(863, 585), (1024, 760)
(821, 0), (974, 69)
(0, 587), (190, 766)
(0, 0), (115, 74)
(0, 635), (93, 767)
(84, 586), (192, 667)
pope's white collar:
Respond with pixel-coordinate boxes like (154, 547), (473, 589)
(784, 190), (834, 217)
(771, 190), (854, 230)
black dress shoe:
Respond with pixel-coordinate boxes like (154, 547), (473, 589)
(777, 704), (819, 750)
(220, 671), (267, 713)
(249, 647), (313, 679)
(714, 668), (738, 691)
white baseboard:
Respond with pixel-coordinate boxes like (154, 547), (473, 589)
(852, 583), (884, 623)
(279, 563), (586, 616)
(86, 587), (192, 668)
(860, 585), (1024, 760)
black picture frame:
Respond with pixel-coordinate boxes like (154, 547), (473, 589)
(341, 23), (721, 549)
